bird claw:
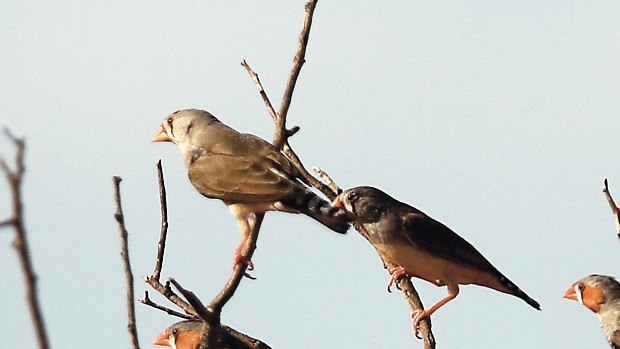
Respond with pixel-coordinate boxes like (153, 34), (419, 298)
(411, 309), (429, 339)
(387, 266), (409, 293)
(233, 252), (256, 280)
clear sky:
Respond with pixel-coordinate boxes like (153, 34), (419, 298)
(1, 1), (620, 348)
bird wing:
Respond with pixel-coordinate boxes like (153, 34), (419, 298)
(400, 210), (499, 275)
(187, 149), (299, 202)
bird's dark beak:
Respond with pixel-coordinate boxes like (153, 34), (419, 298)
(563, 286), (577, 301)
(153, 330), (171, 346)
(152, 125), (172, 143)
(332, 194), (343, 209)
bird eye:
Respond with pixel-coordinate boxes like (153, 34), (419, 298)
(172, 328), (178, 335)
(166, 117), (173, 125)
(346, 192), (358, 202)
(578, 283), (585, 292)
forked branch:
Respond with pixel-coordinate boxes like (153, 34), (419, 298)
(0, 129), (50, 349)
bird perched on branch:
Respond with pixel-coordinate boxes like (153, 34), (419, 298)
(152, 109), (350, 267)
(564, 274), (620, 348)
(332, 186), (540, 336)
(154, 320), (203, 349)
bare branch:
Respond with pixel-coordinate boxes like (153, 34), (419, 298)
(313, 166), (342, 195)
(241, 60), (278, 124)
(144, 161), (269, 348)
(152, 160), (169, 282)
(144, 160), (199, 315)
(274, 0), (317, 149)
(0, 218), (16, 227)
(140, 291), (193, 319)
(113, 176), (140, 349)
(0, 131), (50, 349)
(209, 214), (264, 315)
(240, 1), (437, 346)
(145, 277), (197, 317)
(603, 178), (620, 241)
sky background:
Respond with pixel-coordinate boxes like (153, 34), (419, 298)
(1, 1), (620, 348)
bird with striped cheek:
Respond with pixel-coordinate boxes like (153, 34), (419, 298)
(564, 275), (620, 348)
(154, 320), (204, 349)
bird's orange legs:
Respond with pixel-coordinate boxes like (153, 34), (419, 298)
(411, 284), (460, 337)
(233, 234), (254, 270)
(387, 266), (460, 338)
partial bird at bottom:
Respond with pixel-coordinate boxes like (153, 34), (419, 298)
(564, 274), (620, 349)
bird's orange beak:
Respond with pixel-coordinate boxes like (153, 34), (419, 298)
(153, 330), (171, 346)
(152, 125), (172, 143)
(563, 286), (578, 301)
(331, 194), (343, 208)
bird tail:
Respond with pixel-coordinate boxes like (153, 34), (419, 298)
(496, 272), (541, 310)
(284, 190), (351, 234)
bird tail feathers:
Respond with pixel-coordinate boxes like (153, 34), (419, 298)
(497, 273), (541, 310)
(284, 191), (350, 234)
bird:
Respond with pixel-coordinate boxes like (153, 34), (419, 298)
(152, 109), (350, 267)
(332, 186), (540, 336)
(154, 320), (203, 349)
(564, 274), (620, 348)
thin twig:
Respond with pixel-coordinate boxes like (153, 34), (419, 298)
(144, 160), (198, 315)
(274, 0), (317, 149)
(0, 130), (50, 349)
(113, 176), (140, 349)
(313, 166), (342, 195)
(145, 277), (197, 317)
(140, 291), (193, 319)
(241, 60), (278, 124)
(603, 178), (620, 241)
(152, 160), (169, 282)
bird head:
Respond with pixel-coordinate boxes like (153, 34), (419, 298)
(154, 320), (204, 349)
(332, 186), (392, 223)
(564, 274), (620, 313)
(152, 109), (221, 153)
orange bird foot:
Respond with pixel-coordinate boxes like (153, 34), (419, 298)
(411, 309), (431, 339)
(232, 252), (256, 279)
(387, 266), (410, 292)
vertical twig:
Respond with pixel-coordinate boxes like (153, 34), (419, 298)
(603, 178), (620, 241)
(113, 176), (140, 349)
(152, 160), (169, 281)
(274, 0), (317, 149)
(0, 130), (50, 349)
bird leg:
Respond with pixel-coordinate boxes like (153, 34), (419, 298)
(232, 234), (254, 270)
(387, 266), (410, 292)
(411, 283), (460, 338)
(231, 212), (260, 279)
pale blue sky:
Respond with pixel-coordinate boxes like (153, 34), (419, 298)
(1, 1), (620, 348)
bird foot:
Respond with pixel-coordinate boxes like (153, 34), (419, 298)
(233, 251), (256, 279)
(411, 309), (431, 339)
(387, 266), (410, 292)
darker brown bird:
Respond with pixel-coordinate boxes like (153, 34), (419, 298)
(564, 274), (620, 349)
(152, 109), (349, 267)
(333, 186), (540, 336)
